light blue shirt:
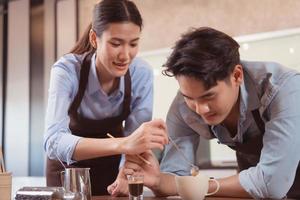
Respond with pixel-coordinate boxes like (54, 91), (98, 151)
(160, 60), (300, 199)
(44, 53), (153, 165)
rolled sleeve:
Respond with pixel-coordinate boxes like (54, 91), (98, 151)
(239, 75), (300, 199)
(44, 64), (82, 164)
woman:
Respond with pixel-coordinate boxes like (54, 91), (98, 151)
(44, 0), (168, 195)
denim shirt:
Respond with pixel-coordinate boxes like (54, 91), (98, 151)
(160, 60), (300, 199)
(44, 53), (153, 165)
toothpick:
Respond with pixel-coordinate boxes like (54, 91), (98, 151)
(106, 133), (151, 165)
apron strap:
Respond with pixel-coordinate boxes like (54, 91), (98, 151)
(251, 109), (265, 133)
(68, 52), (93, 115)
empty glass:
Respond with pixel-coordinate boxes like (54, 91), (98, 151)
(61, 168), (91, 200)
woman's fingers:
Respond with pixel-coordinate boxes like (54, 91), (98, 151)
(150, 135), (168, 145)
(122, 119), (168, 155)
(149, 142), (164, 151)
(150, 118), (167, 130)
(150, 131), (168, 144)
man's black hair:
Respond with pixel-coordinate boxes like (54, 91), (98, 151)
(163, 27), (240, 89)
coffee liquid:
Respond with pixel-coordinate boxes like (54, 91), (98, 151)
(128, 182), (143, 196)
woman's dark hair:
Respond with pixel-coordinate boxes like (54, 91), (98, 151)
(70, 0), (143, 54)
(162, 27), (240, 89)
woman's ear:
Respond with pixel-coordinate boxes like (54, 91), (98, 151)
(89, 29), (97, 49)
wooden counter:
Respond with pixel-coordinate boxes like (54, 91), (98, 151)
(92, 196), (253, 200)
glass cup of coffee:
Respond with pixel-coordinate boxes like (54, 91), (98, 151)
(127, 174), (144, 200)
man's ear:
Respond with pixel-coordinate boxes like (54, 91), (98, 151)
(232, 64), (243, 85)
(89, 29), (97, 49)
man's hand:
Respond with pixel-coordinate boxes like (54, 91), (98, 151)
(124, 151), (179, 196)
(107, 167), (128, 197)
(123, 151), (161, 189)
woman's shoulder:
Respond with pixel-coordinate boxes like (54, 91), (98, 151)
(52, 53), (84, 75)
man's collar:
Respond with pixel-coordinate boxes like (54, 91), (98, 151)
(239, 67), (261, 113)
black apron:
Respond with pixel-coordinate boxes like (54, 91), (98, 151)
(213, 109), (300, 198)
(46, 52), (131, 195)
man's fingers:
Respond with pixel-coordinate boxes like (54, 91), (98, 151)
(126, 155), (143, 165)
(112, 186), (120, 197)
(123, 168), (134, 175)
(107, 182), (116, 195)
(124, 161), (142, 172)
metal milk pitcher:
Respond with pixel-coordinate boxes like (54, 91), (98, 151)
(61, 168), (92, 200)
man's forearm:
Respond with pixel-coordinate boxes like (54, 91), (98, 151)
(150, 172), (177, 196)
(211, 174), (251, 198)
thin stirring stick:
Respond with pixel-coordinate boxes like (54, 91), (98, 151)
(106, 133), (151, 165)
(55, 151), (67, 170)
(0, 146), (6, 172)
(168, 136), (199, 176)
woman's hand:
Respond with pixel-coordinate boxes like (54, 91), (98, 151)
(120, 119), (168, 155)
(107, 167), (128, 197)
(123, 151), (161, 189)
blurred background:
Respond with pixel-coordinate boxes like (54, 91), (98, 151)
(0, 0), (300, 177)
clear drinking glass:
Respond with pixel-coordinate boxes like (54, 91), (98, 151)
(127, 174), (144, 200)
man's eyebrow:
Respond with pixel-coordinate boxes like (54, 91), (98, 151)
(181, 91), (214, 100)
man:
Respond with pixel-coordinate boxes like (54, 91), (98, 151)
(124, 27), (300, 199)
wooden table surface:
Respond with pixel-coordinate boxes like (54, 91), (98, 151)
(92, 196), (253, 200)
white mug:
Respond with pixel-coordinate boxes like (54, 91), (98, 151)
(175, 173), (217, 200)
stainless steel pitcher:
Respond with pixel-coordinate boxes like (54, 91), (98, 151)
(61, 168), (91, 200)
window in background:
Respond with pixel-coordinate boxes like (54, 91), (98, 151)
(55, 0), (78, 59)
(5, 0), (30, 176)
(0, 1), (8, 160)
(29, 0), (45, 176)
(0, 4), (4, 147)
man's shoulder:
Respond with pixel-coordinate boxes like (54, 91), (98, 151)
(167, 92), (186, 117)
(242, 60), (298, 81)
(242, 60), (300, 113)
